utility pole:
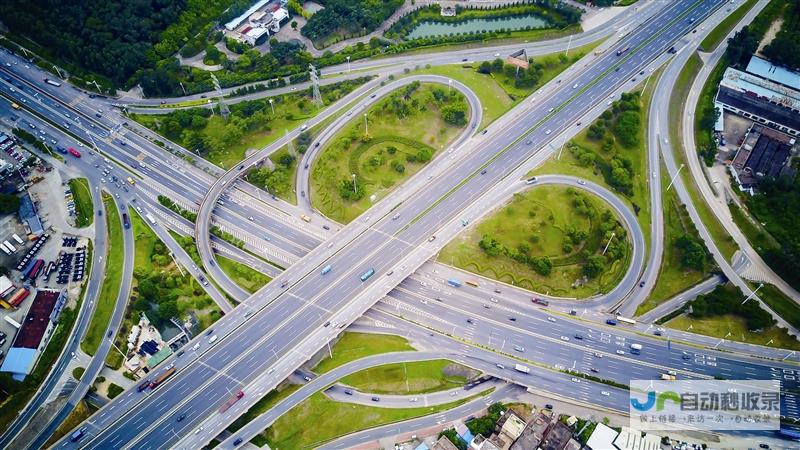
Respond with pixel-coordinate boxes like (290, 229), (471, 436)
(601, 232), (615, 255)
(310, 64), (323, 107)
(666, 164), (685, 191)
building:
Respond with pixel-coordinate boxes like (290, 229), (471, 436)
(0, 275), (15, 298)
(227, 0), (289, 46)
(746, 55), (800, 91)
(614, 426), (662, 450)
(497, 411), (527, 443)
(470, 435), (501, 450)
(715, 67), (800, 136)
(539, 421), (573, 450)
(0, 289), (65, 380)
(510, 412), (551, 450)
(730, 124), (795, 191)
(18, 192), (43, 236)
(432, 436), (461, 450)
(586, 423), (619, 450)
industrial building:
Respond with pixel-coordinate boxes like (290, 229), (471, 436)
(730, 124), (796, 191)
(714, 62), (800, 137)
(0, 289), (65, 380)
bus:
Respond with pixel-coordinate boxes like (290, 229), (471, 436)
(447, 279), (462, 288)
(44, 78), (62, 87)
(359, 268), (375, 282)
(11, 103), (21, 110)
(122, 213), (131, 229)
(465, 280), (479, 288)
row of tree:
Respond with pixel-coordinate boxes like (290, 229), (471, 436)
(301, 0), (404, 44)
(686, 284), (774, 331)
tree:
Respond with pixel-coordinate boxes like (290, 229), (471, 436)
(491, 58), (505, 73)
(477, 61), (492, 74)
(675, 234), (706, 271)
(726, 26), (760, 68)
(530, 256), (553, 276)
(441, 103), (469, 126)
(613, 111), (640, 148)
(159, 301), (178, 321)
(278, 153), (296, 168)
(0, 194), (20, 214)
(583, 255), (606, 278)
(438, 429), (467, 450)
(291, 21), (298, 30)
(138, 279), (158, 300)
(339, 178), (366, 201)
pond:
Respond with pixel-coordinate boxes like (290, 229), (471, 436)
(406, 14), (550, 40)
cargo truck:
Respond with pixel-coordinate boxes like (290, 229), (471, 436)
(43, 78), (62, 87)
(514, 364), (531, 374)
(660, 373), (676, 381)
(616, 46), (631, 56)
(146, 213), (156, 225)
(12, 234), (24, 245)
(149, 366), (176, 389)
(630, 343), (642, 355)
(3, 240), (15, 253)
(219, 390), (245, 413)
(122, 213), (131, 229)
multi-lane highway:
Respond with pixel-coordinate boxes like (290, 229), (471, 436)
(51, 1), (742, 447)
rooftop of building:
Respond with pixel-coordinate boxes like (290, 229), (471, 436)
(747, 55), (800, 91)
(717, 86), (800, 132)
(721, 67), (800, 111)
(539, 421), (573, 450)
(510, 412), (550, 450)
(14, 289), (60, 349)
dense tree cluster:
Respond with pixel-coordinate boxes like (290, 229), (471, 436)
(726, 26), (761, 69)
(466, 403), (507, 438)
(301, 0), (404, 44)
(686, 284), (775, 331)
(675, 234), (708, 271)
(762, 0), (800, 70)
(748, 175), (800, 290)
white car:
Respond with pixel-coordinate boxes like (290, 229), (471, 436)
(571, 377), (580, 383)
(601, 391), (610, 396)
(545, 130), (552, 135)
(547, 317), (556, 322)
(616, 349), (625, 355)
(496, 363), (505, 370)
(560, 336), (570, 341)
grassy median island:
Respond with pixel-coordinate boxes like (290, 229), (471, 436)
(68, 178), (93, 228)
(311, 81), (469, 223)
(314, 332), (416, 374)
(257, 391), (485, 449)
(637, 164), (712, 315)
(416, 41), (602, 128)
(440, 185), (630, 298)
(340, 359), (476, 395)
(131, 77), (370, 169)
(217, 255), (271, 294)
(43, 400), (95, 447)
(81, 193), (123, 356)
(664, 284), (800, 350)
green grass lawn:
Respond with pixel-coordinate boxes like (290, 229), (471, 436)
(313, 332), (416, 374)
(756, 283), (800, 331)
(339, 359), (475, 395)
(258, 391), (484, 449)
(532, 74), (657, 249)
(699, 0), (758, 51)
(415, 40), (602, 128)
(68, 178), (93, 228)
(637, 162), (708, 316)
(666, 313), (800, 351)
(217, 255), (271, 294)
(669, 53), (738, 261)
(311, 82), (467, 223)
(439, 185), (631, 298)
(81, 193), (123, 356)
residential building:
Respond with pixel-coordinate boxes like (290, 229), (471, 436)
(586, 423), (620, 450)
(432, 436), (461, 450)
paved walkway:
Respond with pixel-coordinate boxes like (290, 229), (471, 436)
(323, 378), (506, 408)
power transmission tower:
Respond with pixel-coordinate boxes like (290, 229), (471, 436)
(309, 64), (323, 108)
(210, 73), (230, 118)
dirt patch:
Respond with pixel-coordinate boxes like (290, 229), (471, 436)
(442, 362), (479, 380)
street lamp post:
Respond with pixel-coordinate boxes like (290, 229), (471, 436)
(268, 98), (275, 115)
(347, 56), (351, 73)
(602, 232), (616, 255)
(364, 113), (368, 135)
(741, 283), (764, 305)
(666, 163), (685, 191)
(352, 173), (357, 193)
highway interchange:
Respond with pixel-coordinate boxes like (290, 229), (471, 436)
(0, 0), (798, 447)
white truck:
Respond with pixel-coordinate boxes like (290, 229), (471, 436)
(2, 241), (15, 253)
(11, 234), (24, 245)
(514, 364), (531, 374)
(630, 343), (643, 355)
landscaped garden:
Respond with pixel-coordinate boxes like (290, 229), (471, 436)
(311, 81), (470, 223)
(439, 185), (630, 298)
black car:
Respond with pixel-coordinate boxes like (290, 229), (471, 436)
(177, 414), (186, 422)
(545, 404), (553, 410)
(371, 396), (380, 402)
(206, 329), (214, 336)
(344, 389), (354, 395)
(509, 317), (516, 321)
(233, 438), (243, 446)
